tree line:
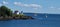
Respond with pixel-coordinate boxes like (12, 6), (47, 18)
(0, 6), (13, 17)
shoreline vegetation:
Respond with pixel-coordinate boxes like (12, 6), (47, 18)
(0, 5), (34, 21)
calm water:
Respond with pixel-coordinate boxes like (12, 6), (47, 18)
(0, 13), (60, 27)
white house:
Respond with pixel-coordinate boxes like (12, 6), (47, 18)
(14, 10), (20, 15)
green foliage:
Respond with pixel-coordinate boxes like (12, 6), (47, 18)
(19, 14), (24, 16)
(0, 5), (13, 16)
(13, 14), (25, 17)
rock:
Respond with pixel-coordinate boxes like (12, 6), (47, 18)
(0, 16), (34, 21)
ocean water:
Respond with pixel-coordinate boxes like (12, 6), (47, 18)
(0, 13), (60, 27)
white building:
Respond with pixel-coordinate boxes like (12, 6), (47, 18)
(14, 10), (23, 15)
(14, 10), (20, 15)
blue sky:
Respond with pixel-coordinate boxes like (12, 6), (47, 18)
(0, 0), (60, 14)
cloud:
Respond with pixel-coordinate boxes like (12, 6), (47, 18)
(29, 4), (41, 8)
(14, 2), (42, 8)
(58, 8), (60, 9)
(14, 2), (23, 6)
(50, 6), (54, 9)
(2, 1), (8, 4)
(58, 8), (60, 10)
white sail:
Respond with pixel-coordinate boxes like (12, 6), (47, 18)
(46, 15), (47, 18)
(46, 14), (48, 18)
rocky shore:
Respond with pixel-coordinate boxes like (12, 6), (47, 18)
(0, 16), (34, 21)
(0, 6), (34, 21)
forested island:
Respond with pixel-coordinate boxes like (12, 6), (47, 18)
(0, 5), (34, 21)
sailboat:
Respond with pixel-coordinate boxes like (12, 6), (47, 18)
(46, 15), (47, 18)
(45, 14), (48, 18)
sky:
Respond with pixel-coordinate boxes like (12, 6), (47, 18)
(0, 0), (60, 14)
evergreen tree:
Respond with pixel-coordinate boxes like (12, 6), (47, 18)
(0, 6), (13, 16)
